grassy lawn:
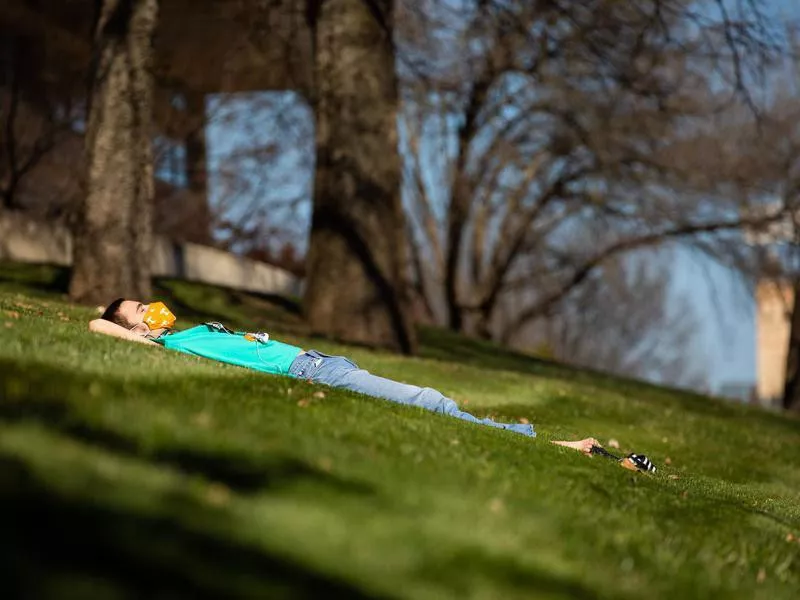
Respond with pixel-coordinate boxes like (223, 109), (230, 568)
(1, 261), (799, 599)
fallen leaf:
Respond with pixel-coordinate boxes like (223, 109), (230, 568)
(192, 412), (212, 428)
(662, 437), (669, 443)
(786, 533), (796, 543)
(318, 457), (333, 471)
(608, 439), (620, 449)
(518, 417), (530, 425)
(286, 387), (293, 395)
(488, 498), (504, 514)
(312, 391), (326, 399)
(4, 311), (20, 319)
(668, 474), (680, 480)
(664, 457), (673, 465)
(3, 322), (13, 328)
(450, 438), (460, 446)
(206, 483), (231, 507)
(297, 399), (310, 408)
(757, 568), (766, 583)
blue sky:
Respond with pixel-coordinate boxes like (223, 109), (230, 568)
(670, 248), (755, 393)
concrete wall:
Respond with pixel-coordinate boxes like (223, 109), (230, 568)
(0, 211), (73, 266)
(756, 281), (792, 406)
(0, 211), (301, 297)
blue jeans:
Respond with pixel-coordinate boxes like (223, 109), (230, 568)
(288, 350), (535, 438)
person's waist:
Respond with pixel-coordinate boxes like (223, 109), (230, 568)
(288, 350), (323, 377)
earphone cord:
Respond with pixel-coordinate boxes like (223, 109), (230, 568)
(590, 445), (622, 461)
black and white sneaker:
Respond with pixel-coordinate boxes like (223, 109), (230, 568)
(627, 453), (656, 473)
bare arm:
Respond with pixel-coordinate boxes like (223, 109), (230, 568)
(89, 319), (159, 346)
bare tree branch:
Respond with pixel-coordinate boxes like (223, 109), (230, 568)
(501, 209), (786, 339)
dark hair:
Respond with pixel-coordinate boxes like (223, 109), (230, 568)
(100, 298), (132, 328)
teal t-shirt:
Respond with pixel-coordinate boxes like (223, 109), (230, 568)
(155, 323), (302, 376)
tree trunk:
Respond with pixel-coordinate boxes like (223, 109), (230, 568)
(444, 172), (468, 332)
(304, 0), (416, 353)
(473, 309), (494, 341)
(184, 90), (212, 245)
(782, 278), (800, 411)
(69, 0), (158, 305)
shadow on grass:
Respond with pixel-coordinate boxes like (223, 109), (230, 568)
(417, 326), (704, 401)
(0, 362), (374, 498)
(1, 449), (616, 600)
(0, 396), (374, 496)
(0, 359), (385, 597)
(0, 261), (70, 294)
(0, 455), (384, 599)
(421, 547), (605, 600)
(152, 278), (308, 335)
(0, 360), (617, 600)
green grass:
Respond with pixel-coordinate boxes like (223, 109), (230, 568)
(1, 261), (799, 599)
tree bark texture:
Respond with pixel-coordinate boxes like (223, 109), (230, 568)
(304, 0), (416, 353)
(184, 90), (212, 245)
(69, 0), (158, 305)
(783, 278), (800, 411)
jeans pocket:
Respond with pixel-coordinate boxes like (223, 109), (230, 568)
(308, 350), (359, 371)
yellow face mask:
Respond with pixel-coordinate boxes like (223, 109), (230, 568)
(142, 302), (176, 331)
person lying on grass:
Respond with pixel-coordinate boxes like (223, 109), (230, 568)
(89, 299), (598, 454)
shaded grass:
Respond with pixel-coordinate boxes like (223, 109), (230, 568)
(1, 261), (800, 598)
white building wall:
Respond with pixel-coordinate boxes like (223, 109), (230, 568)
(0, 211), (301, 297)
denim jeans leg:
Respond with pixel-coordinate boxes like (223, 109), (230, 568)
(308, 355), (535, 438)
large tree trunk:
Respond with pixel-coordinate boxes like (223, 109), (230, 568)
(184, 90), (212, 245)
(304, 0), (416, 353)
(782, 278), (800, 411)
(69, 0), (158, 305)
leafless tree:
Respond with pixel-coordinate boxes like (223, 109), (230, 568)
(516, 251), (708, 389)
(398, 0), (785, 343)
(728, 29), (800, 411)
(0, 34), (84, 220)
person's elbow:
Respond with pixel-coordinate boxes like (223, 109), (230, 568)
(89, 319), (104, 333)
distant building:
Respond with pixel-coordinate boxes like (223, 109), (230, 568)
(756, 281), (792, 408)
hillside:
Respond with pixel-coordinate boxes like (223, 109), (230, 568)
(1, 261), (799, 599)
